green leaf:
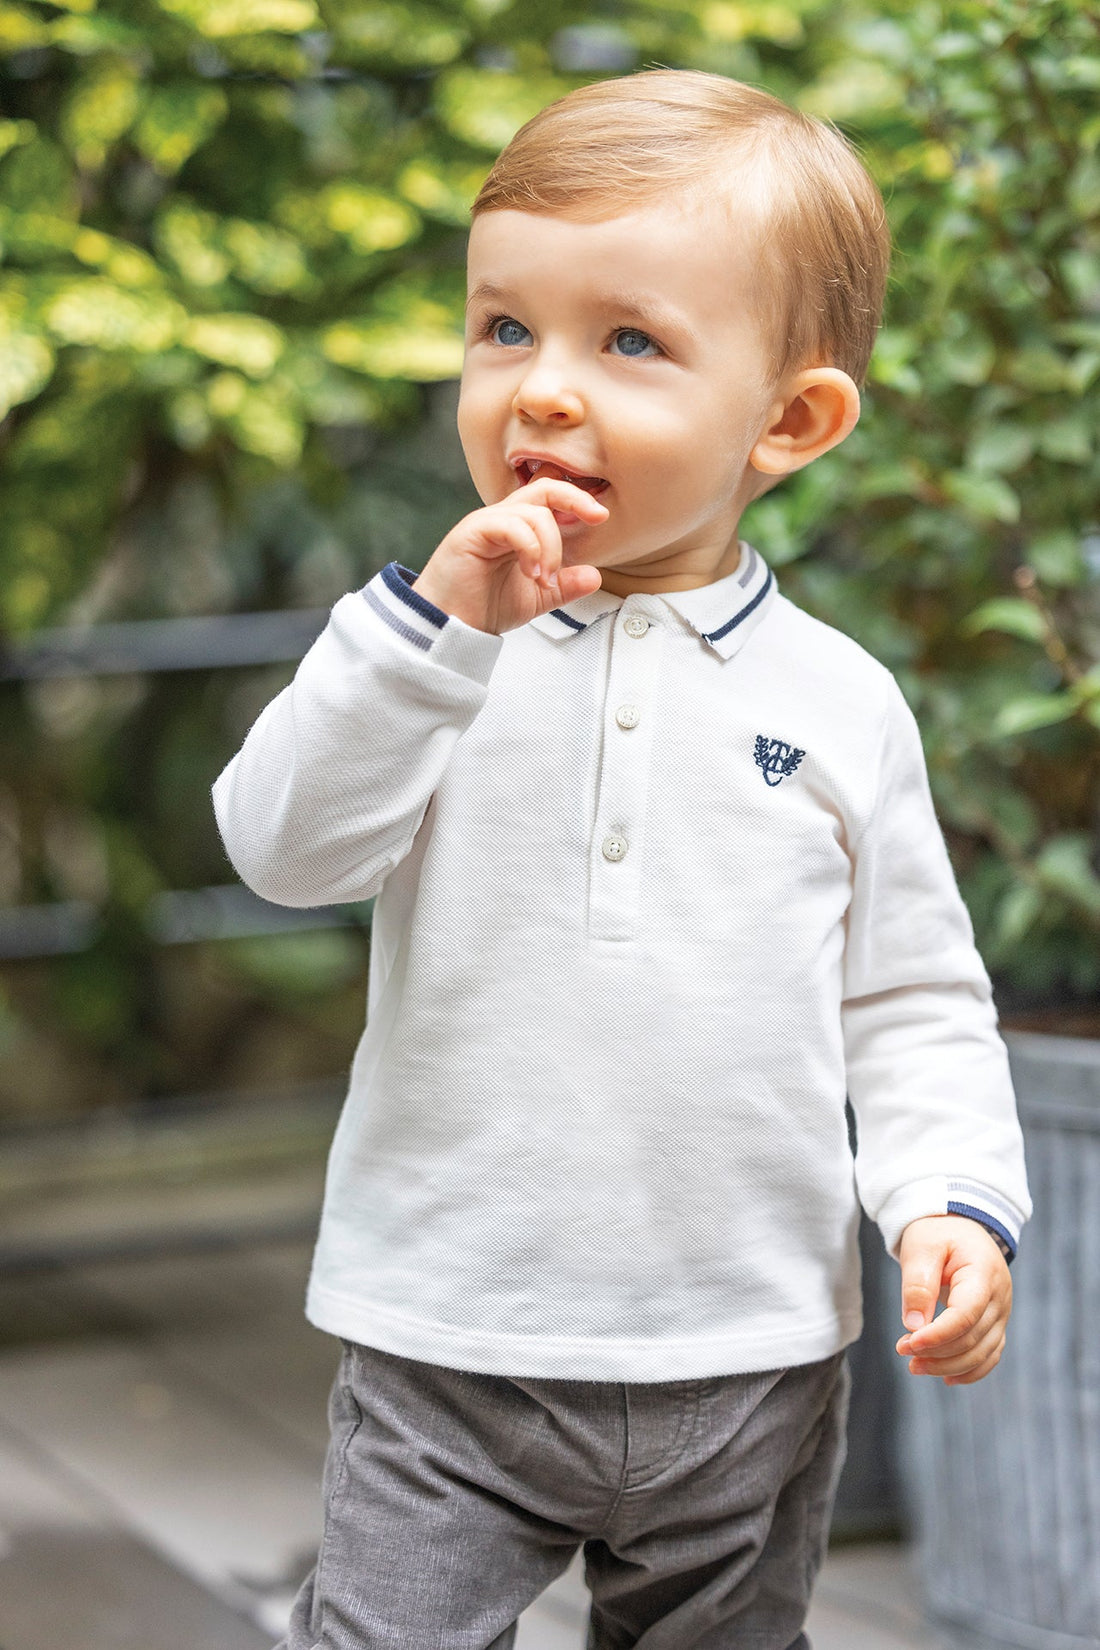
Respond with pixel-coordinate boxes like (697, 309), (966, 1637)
(155, 0), (320, 37)
(133, 84), (228, 174)
(797, 58), (904, 120)
(60, 61), (142, 169)
(1034, 835), (1100, 920)
(942, 471), (1020, 524)
(333, 3), (468, 68)
(0, 3), (48, 51)
(1066, 350), (1100, 395)
(435, 68), (575, 152)
(49, 12), (155, 50)
(0, 326), (54, 416)
(318, 185), (420, 254)
(1067, 154), (1100, 219)
(222, 381), (304, 464)
(221, 218), (310, 295)
(321, 321), (464, 381)
(1053, 320), (1100, 349)
(155, 202), (232, 287)
(1037, 415), (1091, 464)
(701, 1), (805, 44)
(398, 158), (483, 226)
(44, 280), (185, 351)
(1008, 347), (1069, 393)
(963, 598), (1046, 643)
(867, 327), (922, 395)
(0, 119), (36, 162)
(72, 227), (162, 287)
(992, 881), (1043, 952)
(184, 313), (285, 376)
(0, 135), (77, 216)
(1026, 529), (1085, 587)
(992, 693), (1080, 738)
(939, 332), (995, 388)
(1064, 53), (1100, 89)
(966, 422), (1034, 474)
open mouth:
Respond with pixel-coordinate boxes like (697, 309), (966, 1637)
(514, 458), (609, 496)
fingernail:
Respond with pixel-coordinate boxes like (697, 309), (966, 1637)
(904, 1311), (925, 1331)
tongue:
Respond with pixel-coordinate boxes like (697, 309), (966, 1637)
(532, 461), (604, 493)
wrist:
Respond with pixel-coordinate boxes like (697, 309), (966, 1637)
(968, 1218), (1013, 1262)
(904, 1211), (1013, 1264)
(411, 570), (497, 635)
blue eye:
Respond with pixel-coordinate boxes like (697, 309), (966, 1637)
(611, 329), (658, 358)
(491, 317), (532, 347)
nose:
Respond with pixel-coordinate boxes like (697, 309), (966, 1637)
(512, 353), (585, 426)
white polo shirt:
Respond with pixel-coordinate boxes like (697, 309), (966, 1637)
(213, 549), (1031, 1380)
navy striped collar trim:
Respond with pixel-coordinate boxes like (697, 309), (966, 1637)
(529, 589), (624, 639)
(528, 544), (776, 661)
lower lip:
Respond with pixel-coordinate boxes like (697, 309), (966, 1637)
(551, 509), (600, 539)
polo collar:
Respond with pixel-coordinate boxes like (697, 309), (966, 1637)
(528, 542), (776, 662)
(529, 588), (624, 639)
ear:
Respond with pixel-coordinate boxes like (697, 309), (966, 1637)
(750, 368), (861, 478)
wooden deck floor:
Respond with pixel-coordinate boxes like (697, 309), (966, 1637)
(0, 1236), (940, 1649)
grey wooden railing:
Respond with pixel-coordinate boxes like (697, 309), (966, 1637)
(1, 605), (364, 961)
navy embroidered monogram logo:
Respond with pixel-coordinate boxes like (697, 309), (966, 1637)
(754, 735), (805, 787)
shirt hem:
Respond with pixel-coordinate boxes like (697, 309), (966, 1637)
(305, 1283), (864, 1381)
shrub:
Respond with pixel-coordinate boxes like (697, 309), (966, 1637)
(1, 0), (1096, 1114)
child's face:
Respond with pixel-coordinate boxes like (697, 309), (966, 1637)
(458, 198), (779, 591)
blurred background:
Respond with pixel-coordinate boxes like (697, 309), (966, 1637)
(0, 0), (1098, 1646)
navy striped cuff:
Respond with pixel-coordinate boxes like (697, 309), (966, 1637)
(947, 1179), (1020, 1262)
(362, 563), (449, 652)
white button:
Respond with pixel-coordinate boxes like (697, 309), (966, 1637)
(601, 834), (628, 862)
(615, 703), (641, 730)
(623, 615), (650, 638)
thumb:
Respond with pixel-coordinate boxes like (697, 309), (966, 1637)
(899, 1228), (948, 1333)
(549, 564), (602, 606)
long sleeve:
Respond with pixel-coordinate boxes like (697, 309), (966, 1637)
(842, 679), (1031, 1257)
(212, 563), (502, 907)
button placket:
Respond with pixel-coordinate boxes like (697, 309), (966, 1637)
(589, 606), (663, 942)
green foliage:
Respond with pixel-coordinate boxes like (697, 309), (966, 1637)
(750, 0), (1100, 1006)
(1, 0), (1098, 1115)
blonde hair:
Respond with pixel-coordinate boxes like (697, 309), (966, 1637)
(472, 71), (890, 386)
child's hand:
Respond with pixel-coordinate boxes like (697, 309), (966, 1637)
(412, 476), (608, 635)
(895, 1214), (1012, 1386)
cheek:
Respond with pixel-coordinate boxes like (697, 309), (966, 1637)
(455, 382), (479, 450)
(615, 422), (720, 498)
(456, 388), (498, 473)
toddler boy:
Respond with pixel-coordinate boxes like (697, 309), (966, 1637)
(214, 70), (1031, 1650)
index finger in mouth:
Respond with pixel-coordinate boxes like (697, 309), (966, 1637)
(512, 476), (610, 513)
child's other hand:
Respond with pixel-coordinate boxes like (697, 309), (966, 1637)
(412, 477), (608, 635)
(896, 1214), (1012, 1386)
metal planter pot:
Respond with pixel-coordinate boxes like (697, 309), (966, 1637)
(903, 1031), (1100, 1650)
(832, 1211), (905, 1541)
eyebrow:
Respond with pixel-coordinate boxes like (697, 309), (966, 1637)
(465, 279), (694, 343)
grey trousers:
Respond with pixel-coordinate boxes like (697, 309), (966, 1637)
(278, 1342), (849, 1650)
